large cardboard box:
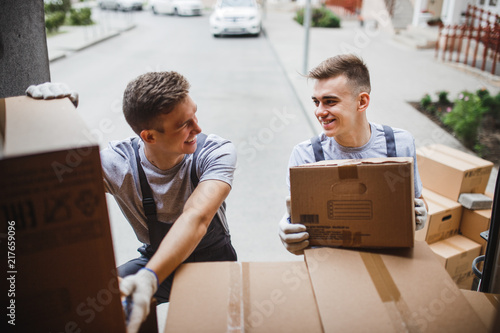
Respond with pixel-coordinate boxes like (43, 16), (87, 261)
(461, 290), (499, 331)
(290, 157), (415, 248)
(416, 188), (462, 244)
(165, 242), (487, 332)
(165, 261), (323, 332)
(0, 97), (125, 331)
(460, 207), (491, 256)
(416, 144), (493, 201)
(429, 235), (482, 289)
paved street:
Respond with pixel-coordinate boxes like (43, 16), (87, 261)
(46, 3), (500, 330)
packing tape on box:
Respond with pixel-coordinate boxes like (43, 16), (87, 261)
(338, 165), (358, 179)
(228, 262), (244, 332)
(441, 239), (466, 253)
(485, 293), (500, 308)
(360, 252), (419, 332)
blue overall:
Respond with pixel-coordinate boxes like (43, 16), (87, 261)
(118, 133), (237, 303)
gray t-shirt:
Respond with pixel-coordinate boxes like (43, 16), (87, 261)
(101, 134), (237, 244)
(287, 123), (422, 198)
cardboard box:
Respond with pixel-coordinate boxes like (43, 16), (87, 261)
(290, 157), (415, 248)
(461, 290), (499, 331)
(165, 242), (487, 332)
(305, 241), (486, 332)
(416, 144), (493, 201)
(461, 208), (491, 256)
(416, 188), (462, 244)
(0, 96), (125, 331)
(429, 235), (482, 289)
(165, 261), (323, 332)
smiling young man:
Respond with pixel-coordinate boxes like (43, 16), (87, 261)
(26, 72), (237, 333)
(278, 54), (427, 255)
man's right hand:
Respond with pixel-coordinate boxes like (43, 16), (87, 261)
(119, 268), (159, 333)
(26, 82), (79, 107)
(279, 215), (309, 255)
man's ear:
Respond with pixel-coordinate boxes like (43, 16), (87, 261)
(140, 130), (155, 144)
(357, 92), (370, 112)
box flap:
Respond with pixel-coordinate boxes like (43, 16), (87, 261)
(417, 144), (493, 171)
(305, 242), (486, 332)
(1, 96), (97, 158)
(165, 261), (323, 333)
(429, 235), (481, 258)
(461, 290), (499, 330)
(292, 157), (413, 168)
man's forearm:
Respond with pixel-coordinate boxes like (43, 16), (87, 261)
(145, 180), (231, 284)
(145, 210), (209, 283)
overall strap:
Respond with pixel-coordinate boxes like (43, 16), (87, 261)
(190, 133), (208, 186)
(131, 137), (158, 226)
(310, 135), (325, 162)
(382, 125), (397, 157)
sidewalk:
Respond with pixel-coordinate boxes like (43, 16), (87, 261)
(47, 2), (137, 62)
(262, 2), (499, 192)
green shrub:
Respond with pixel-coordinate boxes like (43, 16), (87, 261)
(436, 90), (450, 104)
(45, 11), (66, 32)
(442, 91), (488, 148)
(420, 93), (432, 109)
(69, 8), (93, 26)
(44, 0), (71, 14)
(295, 6), (341, 28)
(477, 88), (500, 125)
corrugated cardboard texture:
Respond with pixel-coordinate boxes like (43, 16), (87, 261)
(165, 262), (323, 333)
(460, 208), (491, 255)
(416, 188), (462, 244)
(461, 290), (499, 331)
(305, 242), (486, 332)
(290, 157), (414, 248)
(429, 235), (481, 289)
(0, 96), (94, 157)
(416, 144), (493, 201)
(0, 97), (124, 331)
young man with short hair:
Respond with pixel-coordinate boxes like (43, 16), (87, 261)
(279, 54), (427, 255)
(27, 71), (237, 333)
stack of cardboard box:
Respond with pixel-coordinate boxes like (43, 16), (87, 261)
(416, 144), (494, 290)
(165, 155), (497, 331)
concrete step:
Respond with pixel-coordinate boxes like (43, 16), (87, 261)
(393, 25), (440, 49)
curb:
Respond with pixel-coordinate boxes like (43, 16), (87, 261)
(48, 24), (136, 63)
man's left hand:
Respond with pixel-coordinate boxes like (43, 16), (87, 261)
(414, 198), (427, 231)
(26, 82), (79, 107)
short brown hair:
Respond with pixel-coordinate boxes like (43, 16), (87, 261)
(307, 54), (371, 95)
(123, 71), (190, 135)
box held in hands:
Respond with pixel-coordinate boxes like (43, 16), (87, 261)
(290, 157), (415, 248)
(0, 96), (125, 332)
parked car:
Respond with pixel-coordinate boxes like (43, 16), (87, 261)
(209, 0), (262, 37)
(151, 0), (203, 16)
(98, 0), (143, 11)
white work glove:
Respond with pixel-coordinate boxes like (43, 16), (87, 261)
(279, 216), (309, 255)
(26, 82), (79, 107)
(119, 268), (159, 333)
(414, 198), (427, 231)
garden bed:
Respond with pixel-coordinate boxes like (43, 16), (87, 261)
(408, 89), (500, 168)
